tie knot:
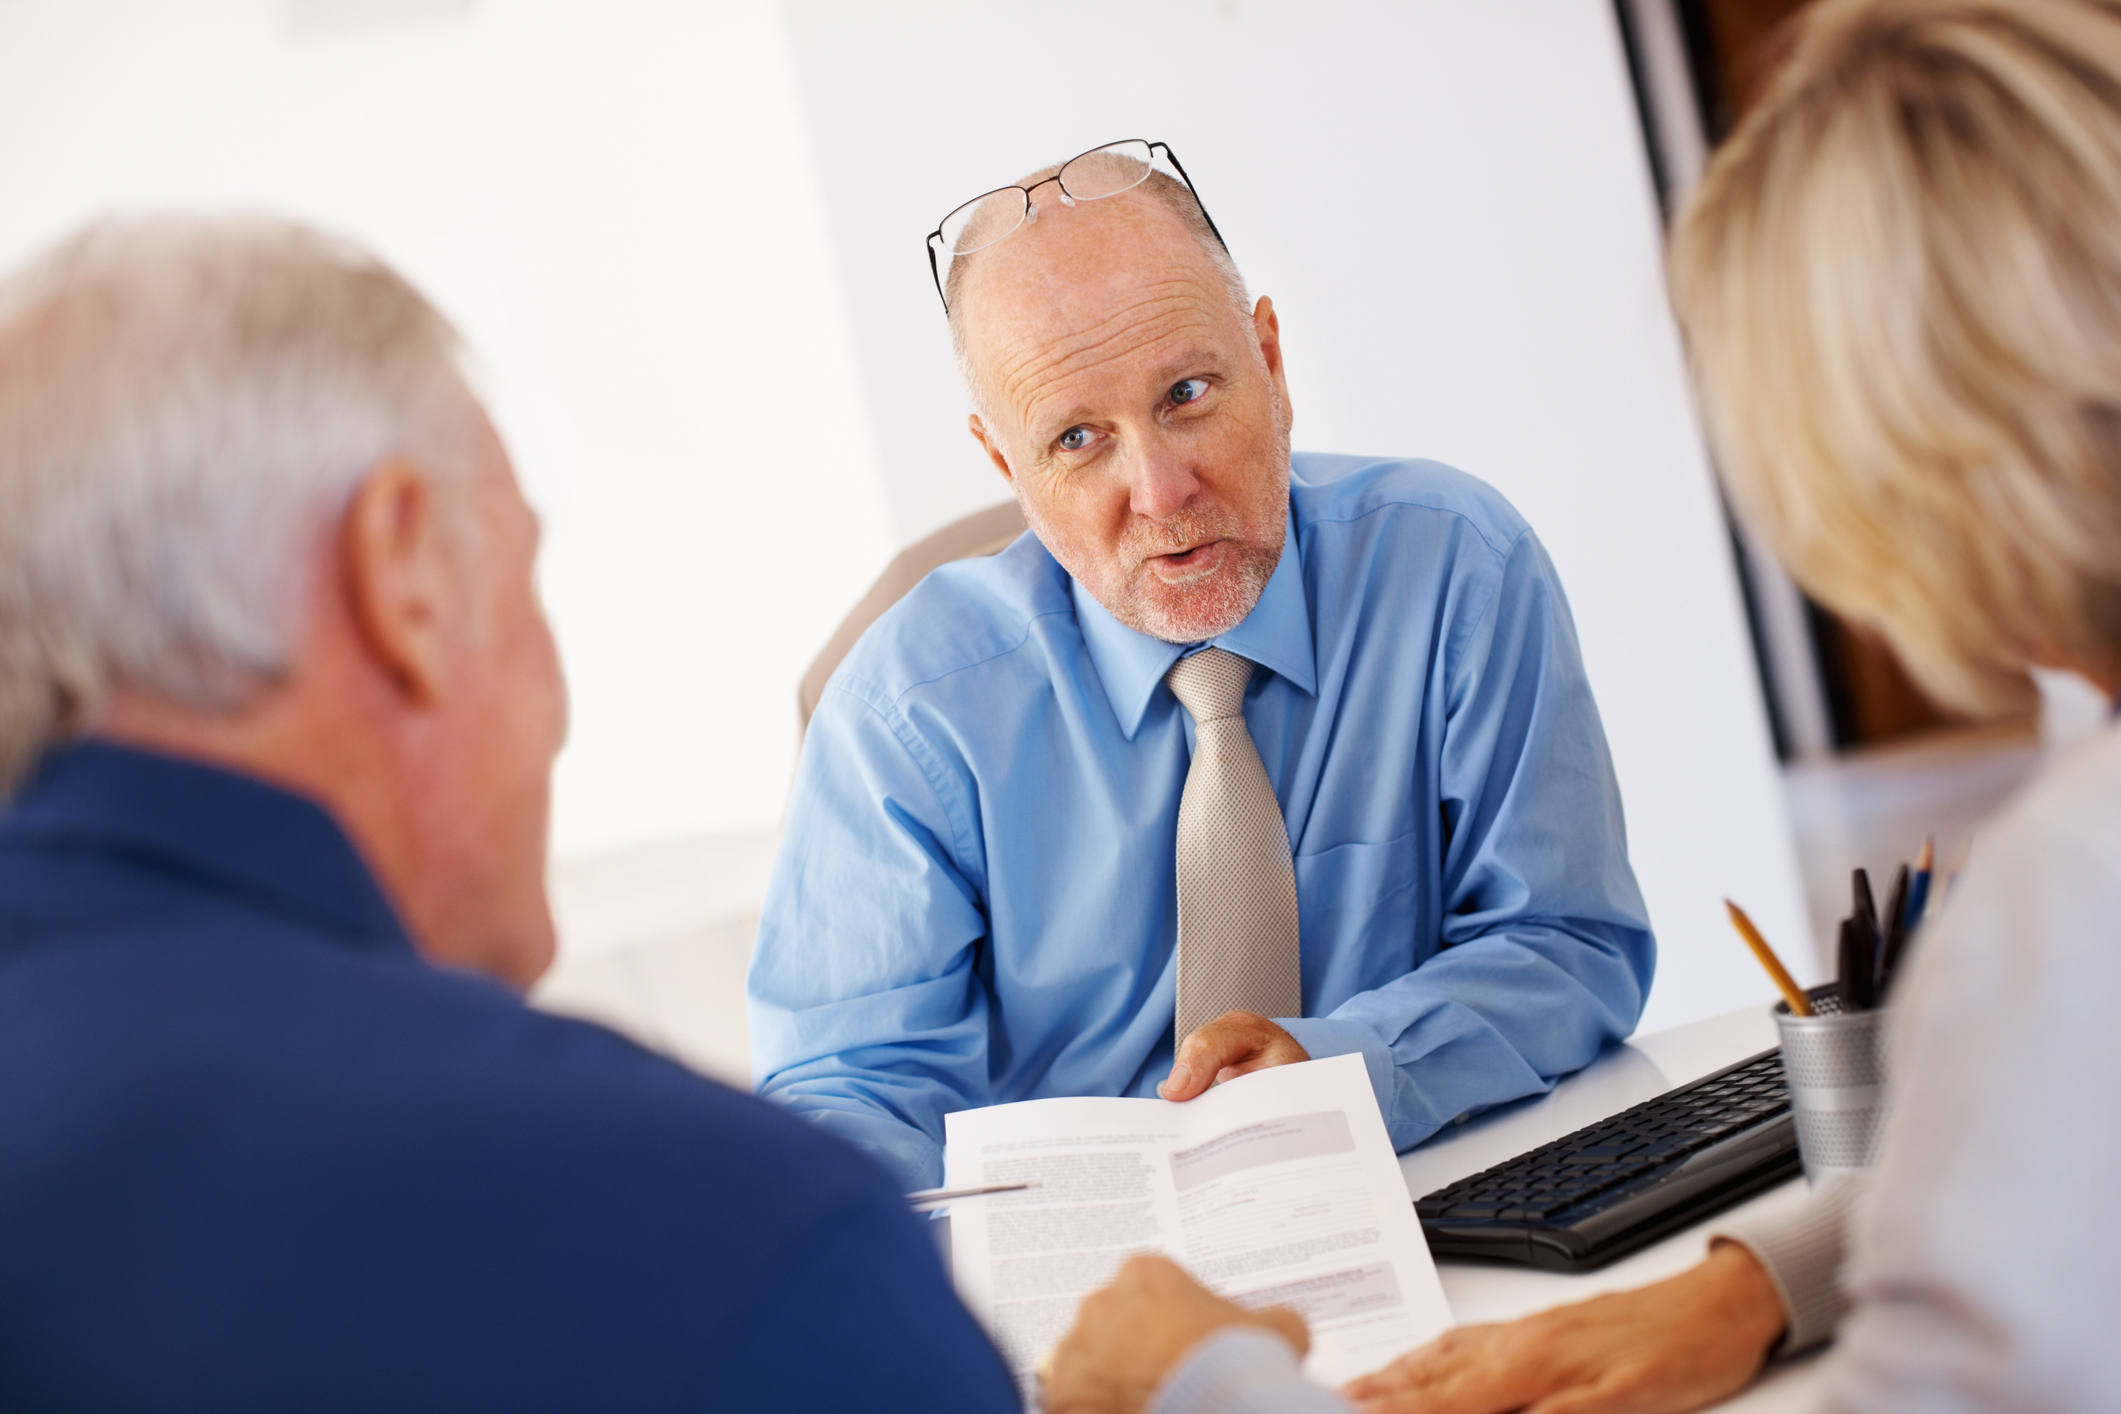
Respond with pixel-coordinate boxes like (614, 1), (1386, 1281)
(1165, 647), (1255, 723)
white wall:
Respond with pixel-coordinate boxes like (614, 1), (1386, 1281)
(779, 0), (1817, 1032)
(0, 0), (894, 856)
(0, 0), (1816, 1032)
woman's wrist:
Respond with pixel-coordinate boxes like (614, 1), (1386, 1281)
(1701, 1240), (1791, 1359)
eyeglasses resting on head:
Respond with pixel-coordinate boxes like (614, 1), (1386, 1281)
(924, 138), (1228, 313)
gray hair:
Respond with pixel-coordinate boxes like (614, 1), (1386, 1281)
(0, 213), (478, 792)
(944, 166), (1251, 420)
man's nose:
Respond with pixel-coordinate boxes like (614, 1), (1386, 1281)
(1128, 447), (1202, 522)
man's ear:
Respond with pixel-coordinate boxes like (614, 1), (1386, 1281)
(968, 413), (1016, 487)
(1254, 296), (1293, 422)
(341, 460), (454, 706)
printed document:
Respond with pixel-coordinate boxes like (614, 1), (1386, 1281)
(943, 1053), (1452, 1398)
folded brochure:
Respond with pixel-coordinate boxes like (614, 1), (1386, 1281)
(944, 1052), (1453, 1400)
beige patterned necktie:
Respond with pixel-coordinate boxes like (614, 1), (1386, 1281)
(1165, 647), (1302, 1042)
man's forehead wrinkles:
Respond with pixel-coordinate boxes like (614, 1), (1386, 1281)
(990, 287), (1231, 426)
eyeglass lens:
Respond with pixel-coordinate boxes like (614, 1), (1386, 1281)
(936, 140), (1158, 260)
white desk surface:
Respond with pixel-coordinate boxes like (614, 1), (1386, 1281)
(1399, 1004), (1820, 1412)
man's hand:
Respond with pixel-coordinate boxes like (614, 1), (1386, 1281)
(1043, 1254), (1310, 1414)
(1158, 1010), (1309, 1101)
(1341, 1242), (1787, 1414)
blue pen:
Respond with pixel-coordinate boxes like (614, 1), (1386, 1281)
(1879, 838), (1935, 1001)
(1902, 836), (1935, 931)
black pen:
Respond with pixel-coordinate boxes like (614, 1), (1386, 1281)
(1876, 863), (1910, 1003)
(1842, 869), (1881, 1011)
(1853, 867), (1879, 954)
(1836, 916), (1872, 1012)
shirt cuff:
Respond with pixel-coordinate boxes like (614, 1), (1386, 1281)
(1711, 1174), (1865, 1356)
(1276, 1017), (1396, 1118)
(1150, 1327), (1352, 1414)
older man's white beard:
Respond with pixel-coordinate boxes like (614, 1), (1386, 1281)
(1116, 421), (1292, 642)
(1023, 494), (1280, 644)
(1117, 510), (1281, 644)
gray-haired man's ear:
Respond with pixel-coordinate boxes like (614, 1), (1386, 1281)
(341, 460), (457, 708)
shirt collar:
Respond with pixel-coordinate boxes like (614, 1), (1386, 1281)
(1073, 506), (1316, 740)
(1, 739), (416, 955)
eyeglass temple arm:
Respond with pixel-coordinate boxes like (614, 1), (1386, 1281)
(1154, 144), (1231, 256)
(926, 232), (949, 313)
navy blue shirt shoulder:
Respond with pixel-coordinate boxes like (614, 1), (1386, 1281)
(0, 742), (1014, 1414)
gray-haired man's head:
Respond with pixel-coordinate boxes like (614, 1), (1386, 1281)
(0, 214), (568, 988)
(0, 216), (483, 788)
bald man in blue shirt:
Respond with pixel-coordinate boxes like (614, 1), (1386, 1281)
(750, 147), (1656, 1190)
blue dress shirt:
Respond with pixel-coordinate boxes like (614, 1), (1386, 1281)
(0, 742), (1015, 1413)
(751, 455), (1654, 1189)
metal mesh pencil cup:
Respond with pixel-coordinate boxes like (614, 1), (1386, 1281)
(1773, 984), (1890, 1182)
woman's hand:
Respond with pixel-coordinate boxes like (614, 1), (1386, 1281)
(1343, 1243), (1787, 1414)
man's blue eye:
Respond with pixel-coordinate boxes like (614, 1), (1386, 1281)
(1060, 427), (1092, 451)
(1171, 378), (1210, 405)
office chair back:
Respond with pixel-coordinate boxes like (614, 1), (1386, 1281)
(797, 500), (1027, 731)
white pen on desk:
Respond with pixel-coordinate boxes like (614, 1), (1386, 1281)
(904, 1180), (1039, 1211)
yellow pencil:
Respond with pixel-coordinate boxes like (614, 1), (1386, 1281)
(1725, 900), (1813, 1016)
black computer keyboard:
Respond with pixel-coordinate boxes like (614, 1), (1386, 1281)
(1416, 1048), (1800, 1272)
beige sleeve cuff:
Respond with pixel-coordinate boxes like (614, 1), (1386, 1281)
(1711, 1174), (1865, 1356)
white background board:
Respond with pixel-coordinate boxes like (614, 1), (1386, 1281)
(0, 0), (895, 857)
(0, 0), (1816, 1031)
(781, 0), (1815, 1031)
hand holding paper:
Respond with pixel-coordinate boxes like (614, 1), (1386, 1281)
(1158, 1009), (1311, 1100)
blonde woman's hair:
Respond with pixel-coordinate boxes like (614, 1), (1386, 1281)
(1670, 0), (2121, 714)
(0, 214), (476, 793)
